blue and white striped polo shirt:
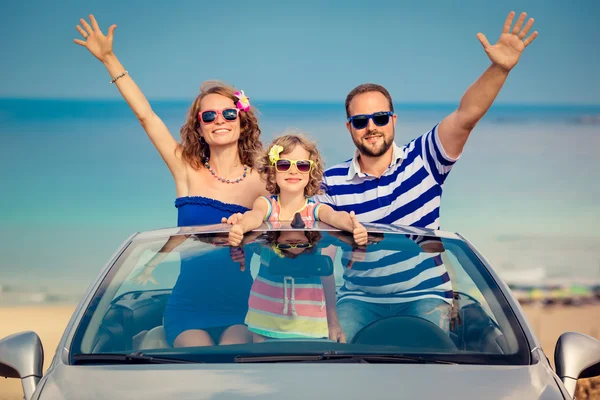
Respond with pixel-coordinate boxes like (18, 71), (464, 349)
(315, 124), (457, 228)
(315, 124), (458, 305)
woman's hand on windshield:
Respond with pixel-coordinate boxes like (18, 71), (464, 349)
(130, 267), (158, 286)
(74, 14), (116, 63)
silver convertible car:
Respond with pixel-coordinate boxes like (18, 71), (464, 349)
(1, 223), (600, 400)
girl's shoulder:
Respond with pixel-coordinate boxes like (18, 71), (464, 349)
(260, 195), (278, 204)
(258, 195), (279, 222)
(306, 197), (325, 209)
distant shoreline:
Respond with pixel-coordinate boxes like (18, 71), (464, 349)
(1, 97), (600, 111)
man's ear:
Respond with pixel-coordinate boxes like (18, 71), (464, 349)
(346, 121), (352, 134)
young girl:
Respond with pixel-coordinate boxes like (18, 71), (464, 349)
(228, 133), (368, 246)
(227, 133), (366, 342)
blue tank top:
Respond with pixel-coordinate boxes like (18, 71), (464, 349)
(175, 196), (249, 226)
(164, 196), (253, 335)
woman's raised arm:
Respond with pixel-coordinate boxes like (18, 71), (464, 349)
(74, 14), (185, 182)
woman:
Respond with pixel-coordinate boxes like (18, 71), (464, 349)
(74, 15), (268, 347)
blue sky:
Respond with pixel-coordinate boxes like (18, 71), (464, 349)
(1, 0), (598, 103)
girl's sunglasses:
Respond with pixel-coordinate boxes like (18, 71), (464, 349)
(276, 242), (312, 250)
(198, 108), (239, 124)
(347, 111), (394, 130)
(274, 159), (314, 173)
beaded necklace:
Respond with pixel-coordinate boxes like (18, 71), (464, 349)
(204, 162), (248, 184)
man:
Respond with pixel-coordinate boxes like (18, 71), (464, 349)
(315, 11), (538, 341)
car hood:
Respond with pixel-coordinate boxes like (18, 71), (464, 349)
(37, 362), (565, 400)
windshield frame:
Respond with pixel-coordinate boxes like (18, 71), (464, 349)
(67, 225), (533, 366)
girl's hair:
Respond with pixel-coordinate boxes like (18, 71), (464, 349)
(258, 133), (324, 197)
(179, 81), (263, 170)
(266, 231), (322, 259)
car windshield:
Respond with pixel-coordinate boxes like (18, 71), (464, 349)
(70, 225), (529, 365)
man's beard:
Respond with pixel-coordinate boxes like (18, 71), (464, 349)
(353, 129), (393, 157)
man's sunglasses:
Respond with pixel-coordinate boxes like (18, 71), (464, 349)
(347, 111), (394, 130)
(274, 159), (314, 173)
(276, 242), (312, 250)
(198, 108), (239, 124)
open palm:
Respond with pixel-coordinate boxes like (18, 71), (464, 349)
(477, 11), (538, 71)
(74, 14), (117, 63)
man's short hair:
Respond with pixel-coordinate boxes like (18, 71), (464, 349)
(345, 83), (394, 118)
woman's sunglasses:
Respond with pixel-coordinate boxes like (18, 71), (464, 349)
(347, 111), (394, 130)
(274, 159), (314, 173)
(198, 108), (239, 124)
(276, 242), (312, 250)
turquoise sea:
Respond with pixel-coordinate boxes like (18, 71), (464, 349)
(1, 99), (599, 303)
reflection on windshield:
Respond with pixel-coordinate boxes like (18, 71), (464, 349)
(71, 229), (528, 365)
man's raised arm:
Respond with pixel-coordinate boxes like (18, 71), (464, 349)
(438, 11), (538, 158)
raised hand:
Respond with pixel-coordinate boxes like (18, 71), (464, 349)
(350, 211), (368, 246)
(74, 14), (117, 63)
(477, 11), (538, 72)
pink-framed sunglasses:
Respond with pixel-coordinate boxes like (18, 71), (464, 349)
(197, 108), (239, 124)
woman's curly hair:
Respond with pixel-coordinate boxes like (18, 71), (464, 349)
(258, 133), (324, 197)
(179, 81), (262, 169)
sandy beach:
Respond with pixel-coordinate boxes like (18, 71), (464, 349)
(0, 304), (599, 399)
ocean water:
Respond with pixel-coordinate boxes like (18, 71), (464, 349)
(1, 99), (599, 302)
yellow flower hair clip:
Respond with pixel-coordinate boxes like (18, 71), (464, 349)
(269, 144), (284, 164)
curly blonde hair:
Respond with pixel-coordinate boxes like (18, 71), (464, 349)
(258, 133), (324, 197)
(179, 81), (263, 170)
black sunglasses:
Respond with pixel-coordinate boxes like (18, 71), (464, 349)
(347, 111), (394, 130)
(198, 108), (239, 124)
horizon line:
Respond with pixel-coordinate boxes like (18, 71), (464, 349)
(1, 97), (600, 109)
